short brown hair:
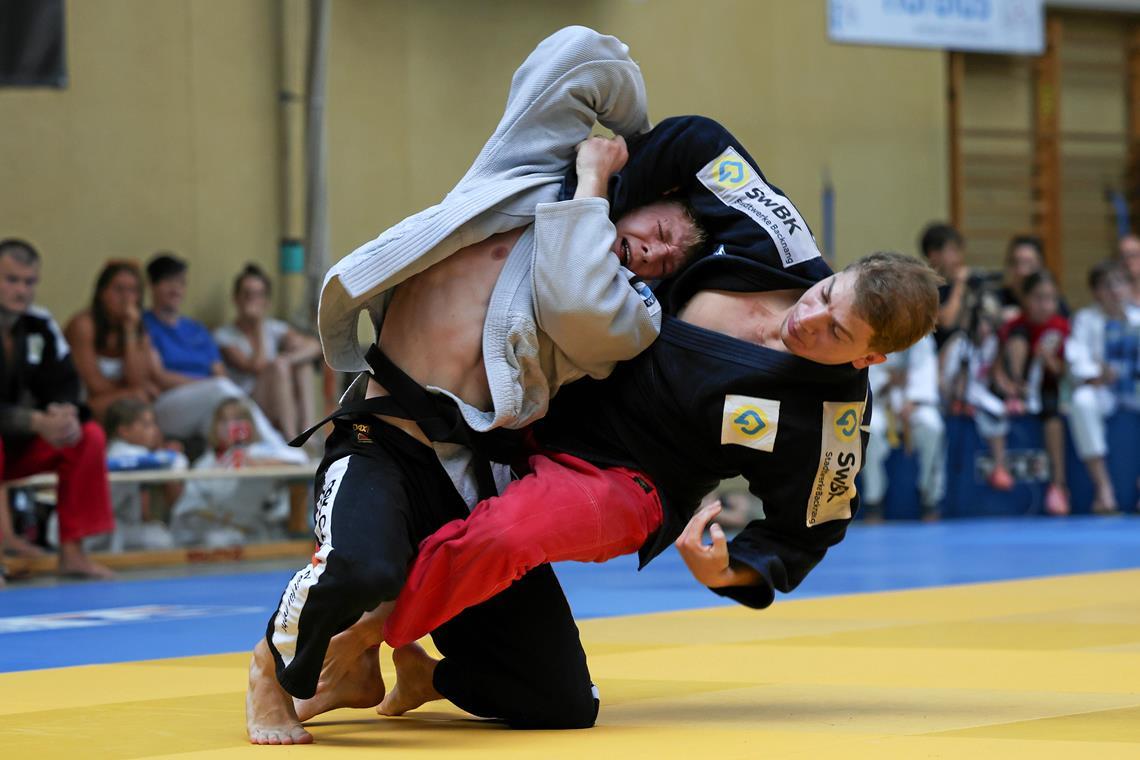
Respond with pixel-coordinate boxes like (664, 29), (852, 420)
(104, 397), (150, 438)
(845, 251), (942, 354)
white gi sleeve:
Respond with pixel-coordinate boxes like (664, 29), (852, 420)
(904, 335), (940, 406)
(317, 26), (650, 372)
(459, 25), (651, 194)
(1064, 307), (1102, 382)
(531, 197), (661, 376)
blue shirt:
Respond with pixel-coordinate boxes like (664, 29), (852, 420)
(143, 311), (221, 379)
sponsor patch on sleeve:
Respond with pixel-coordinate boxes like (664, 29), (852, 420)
(721, 395), (780, 453)
(696, 147), (821, 268)
(806, 401), (865, 527)
(630, 277), (661, 317)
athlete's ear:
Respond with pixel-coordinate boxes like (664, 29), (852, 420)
(851, 353), (887, 370)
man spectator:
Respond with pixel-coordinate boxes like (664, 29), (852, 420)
(143, 253), (225, 385)
(1119, 233), (1140, 307)
(920, 223), (970, 351)
(920, 222), (1002, 411)
(0, 239), (114, 578)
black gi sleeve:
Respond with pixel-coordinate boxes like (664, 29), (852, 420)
(0, 318), (84, 437)
(710, 517), (851, 609)
(709, 391), (871, 609)
(610, 115), (834, 286)
(39, 353), (83, 408)
(36, 320), (83, 407)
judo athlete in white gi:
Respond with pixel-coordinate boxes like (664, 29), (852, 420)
(247, 26), (706, 744)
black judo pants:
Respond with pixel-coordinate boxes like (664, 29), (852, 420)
(264, 416), (597, 729)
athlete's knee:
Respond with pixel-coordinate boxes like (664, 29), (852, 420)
(430, 512), (542, 571)
(329, 553), (406, 608)
(511, 687), (598, 730)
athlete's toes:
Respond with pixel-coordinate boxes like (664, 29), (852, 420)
(288, 727), (314, 744)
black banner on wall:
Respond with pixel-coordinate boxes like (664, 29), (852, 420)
(0, 0), (66, 87)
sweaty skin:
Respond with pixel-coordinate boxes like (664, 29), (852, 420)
(366, 228), (525, 442)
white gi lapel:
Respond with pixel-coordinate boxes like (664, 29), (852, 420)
(806, 400), (865, 526)
(696, 147), (821, 268)
(721, 394), (780, 452)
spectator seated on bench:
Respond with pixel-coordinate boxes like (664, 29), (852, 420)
(215, 264), (322, 443)
(1066, 260), (1140, 514)
(141, 252), (290, 452)
(0, 239), (114, 578)
(170, 397), (307, 548)
(987, 271), (1070, 515)
(88, 398), (188, 553)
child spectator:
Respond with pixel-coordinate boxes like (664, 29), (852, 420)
(991, 270), (1070, 514)
(214, 264), (321, 441)
(1066, 261), (1140, 513)
(97, 398), (186, 551)
(170, 397), (307, 547)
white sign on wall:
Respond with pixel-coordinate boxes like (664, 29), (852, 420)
(828, 0), (1045, 55)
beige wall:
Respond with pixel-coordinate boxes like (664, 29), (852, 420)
(0, 0), (280, 327)
(2, 0), (949, 329)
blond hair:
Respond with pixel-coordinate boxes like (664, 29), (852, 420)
(208, 397), (258, 450)
(844, 252), (942, 354)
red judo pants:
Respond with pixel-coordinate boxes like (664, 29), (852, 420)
(383, 451), (663, 648)
(1, 421), (114, 543)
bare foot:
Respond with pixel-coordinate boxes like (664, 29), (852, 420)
(378, 643), (443, 716)
(2, 533), (46, 558)
(58, 543), (115, 579)
(246, 639), (313, 745)
(295, 642), (385, 722)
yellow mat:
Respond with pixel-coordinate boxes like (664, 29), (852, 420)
(3, 569), (1139, 759)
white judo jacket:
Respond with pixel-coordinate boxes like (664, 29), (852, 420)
(318, 26), (660, 433)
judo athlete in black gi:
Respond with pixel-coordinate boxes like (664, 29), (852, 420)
(302, 117), (941, 721)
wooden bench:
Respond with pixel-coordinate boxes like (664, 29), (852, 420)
(5, 463), (319, 576)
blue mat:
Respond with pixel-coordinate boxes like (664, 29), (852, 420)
(2, 516), (1138, 672)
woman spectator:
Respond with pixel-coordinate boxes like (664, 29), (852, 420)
(1066, 261), (1140, 513)
(991, 270), (1071, 515)
(996, 236), (1070, 322)
(214, 265), (321, 441)
(64, 261), (160, 420)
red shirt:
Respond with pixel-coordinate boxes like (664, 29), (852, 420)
(999, 313), (1070, 354)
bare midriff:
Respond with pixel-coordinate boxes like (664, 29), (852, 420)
(366, 227), (526, 445)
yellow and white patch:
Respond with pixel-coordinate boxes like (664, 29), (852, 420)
(705, 150), (756, 190)
(806, 401), (865, 527)
(721, 395), (780, 452)
(696, 147), (821, 268)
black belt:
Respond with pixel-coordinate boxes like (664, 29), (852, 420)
(290, 344), (500, 501)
